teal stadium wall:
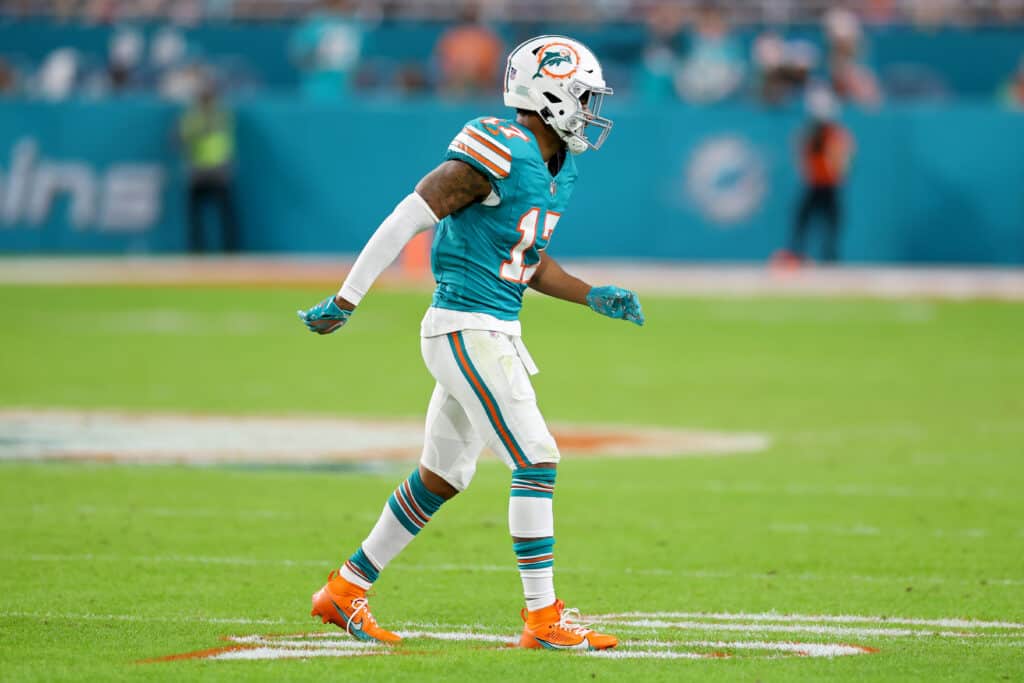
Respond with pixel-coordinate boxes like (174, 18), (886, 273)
(1, 99), (1023, 263)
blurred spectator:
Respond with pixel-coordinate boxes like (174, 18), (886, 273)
(108, 26), (144, 92)
(434, 1), (503, 98)
(907, 0), (955, 28)
(783, 88), (854, 265)
(634, 1), (688, 103)
(825, 7), (882, 106)
(149, 26), (206, 101)
(752, 31), (817, 106)
(995, 0), (1024, 22)
(178, 81), (239, 252)
(0, 58), (17, 95)
(675, 1), (745, 104)
(1000, 56), (1024, 109)
(290, 0), (363, 100)
(864, 0), (897, 24)
(36, 48), (81, 100)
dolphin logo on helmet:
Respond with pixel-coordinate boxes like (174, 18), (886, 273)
(533, 45), (578, 80)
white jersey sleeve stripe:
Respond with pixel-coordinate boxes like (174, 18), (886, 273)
(462, 126), (511, 160)
(453, 132), (512, 175)
(448, 141), (510, 179)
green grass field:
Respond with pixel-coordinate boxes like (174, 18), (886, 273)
(1, 284), (1023, 681)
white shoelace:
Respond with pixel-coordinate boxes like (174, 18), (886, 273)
(346, 597), (375, 633)
(558, 607), (592, 636)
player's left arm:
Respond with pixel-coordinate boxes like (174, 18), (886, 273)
(529, 253), (645, 326)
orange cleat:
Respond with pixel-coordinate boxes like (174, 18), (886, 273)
(518, 599), (617, 651)
(310, 570), (401, 643)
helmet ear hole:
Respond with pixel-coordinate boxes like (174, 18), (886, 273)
(559, 109), (565, 115)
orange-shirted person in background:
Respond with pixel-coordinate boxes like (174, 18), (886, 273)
(788, 88), (854, 263)
(435, 1), (503, 98)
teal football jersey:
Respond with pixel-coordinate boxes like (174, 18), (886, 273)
(431, 116), (578, 321)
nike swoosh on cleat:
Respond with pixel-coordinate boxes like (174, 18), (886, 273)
(534, 637), (592, 651)
(329, 599), (370, 641)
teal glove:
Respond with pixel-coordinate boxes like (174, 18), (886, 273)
(586, 286), (645, 326)
(297, 295), (352, 335)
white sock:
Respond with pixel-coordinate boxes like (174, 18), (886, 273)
(339, 468), (446, 589)
(509, 467), (557, 612)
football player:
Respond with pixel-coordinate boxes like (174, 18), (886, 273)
(299, 35), (643, 650)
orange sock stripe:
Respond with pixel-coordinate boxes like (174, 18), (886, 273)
(400, 480), (430, 523)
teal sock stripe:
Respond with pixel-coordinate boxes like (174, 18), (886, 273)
(513, 537), (555, 570)
(409, 469), (445, 515)
(511, 467), (556, 499)
(388, 469), (445, 535)
(345, 547), (379, 584)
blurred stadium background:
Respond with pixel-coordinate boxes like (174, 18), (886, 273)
(0, 0), (1022, 263)
(2, 2), (1024, 680)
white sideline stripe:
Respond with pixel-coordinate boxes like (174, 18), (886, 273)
(608, 619), (981, 639)
(5, 553), (1024, 586)
(594, 612), (1024, 630)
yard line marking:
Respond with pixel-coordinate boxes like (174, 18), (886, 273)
(23, 503), (298, 520)
(620, 640), (875, 657)
(10, 553), (328, 568)
(1, 611), (300, 626)
(4, 553), (1023, 586)
(701, 479), (1017, 501)
(394, 631), (515, 644)
(604, 619), (983, 639)
(593, 612), (1024, 630)
(586, 650), (723, 660)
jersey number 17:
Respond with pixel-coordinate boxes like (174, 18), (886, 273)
(500, 208), (560, 284)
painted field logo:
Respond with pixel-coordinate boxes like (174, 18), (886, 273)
(0, 409), (769, 465)
(143, 610), (1024, 663)
(146, 611), (1024, 663)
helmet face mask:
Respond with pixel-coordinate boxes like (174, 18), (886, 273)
(565, 80), (613, 152)
(503, 35), (614, 155)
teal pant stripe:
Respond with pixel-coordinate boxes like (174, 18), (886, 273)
(448, 332), (531, 467)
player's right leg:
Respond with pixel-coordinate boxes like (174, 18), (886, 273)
(311, 382), (483, 642)
(425, 330), (616, 650)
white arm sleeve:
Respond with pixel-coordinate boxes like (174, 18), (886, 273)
(337, 192), (440, 305)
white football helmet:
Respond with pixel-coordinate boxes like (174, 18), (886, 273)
(503, 35), (613, 155)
